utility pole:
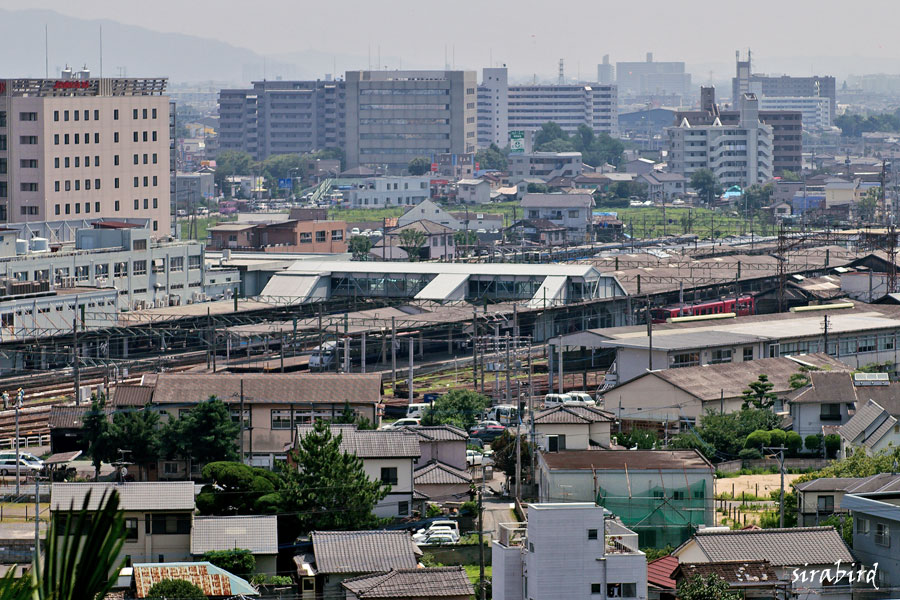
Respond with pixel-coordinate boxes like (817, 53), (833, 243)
(471, 309), (478, 391)
(391, 316), (397, 393)
(764, 445), (787, 527)
(239, 380), (245, 463)
(515, 412), (522, 502)
(34, 475), (39, 551)
(646, 296), (653, 371)
(73, 318), (80, 405)
(823, 314), (830, 355)
(478, 479), (486, 600)
(15, 388), (23, 495)
(408, 337), (414, 401)
(505, 334), (511, 404)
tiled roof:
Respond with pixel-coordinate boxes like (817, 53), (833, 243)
(296, 425), (421, 458)
(190, 515), (278, 555)
(647, 555), (678, 589)
(342, 567), (474, 598)
(390, 219), (455, 235)
(541, 449), (713, 472)
(864, 415), (897, 449)
(674, 561), (782, 585)
(133, 562), (256, 598)
(414, 462), (472, 485)
(150, 372), (382, 405)
(838, 399), (887, 443)
(520, 193), (594, 208)
(795, 473), (900, 494)
(400, 425), (468, 442)
(689, 527), (853, 567)
(310, 530), (418, 574)
(50, 482), (195, 512)
(111, 385), (155, 407)
(533, 405), (614, 424)
(48, 405), (112, 429)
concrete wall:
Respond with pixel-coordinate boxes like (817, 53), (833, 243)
(416, 439), (467, 471)
(791, 401), (851, 439)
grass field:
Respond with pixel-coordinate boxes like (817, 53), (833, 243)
(178, 214), (237, 241)
(464, 564), (492, 584)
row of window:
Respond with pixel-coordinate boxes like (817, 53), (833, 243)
(53, 197), (159, 216)
(857, 518), (890, 547)
(51, 107), (159, 122)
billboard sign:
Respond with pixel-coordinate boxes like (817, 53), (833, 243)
(509, 130), (526, 154)
(278, 178), (293, 190)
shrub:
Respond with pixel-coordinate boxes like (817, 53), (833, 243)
(824, 434), (841, 459)
(805, 434), (823, 454)
(147, 579), (206, 599)
(785, 431), (803, 456)
(738, 448), (762, 460)
(744, 430), (771, 450)
(202, 549), (255, 579)
(768, 429), (786, 447)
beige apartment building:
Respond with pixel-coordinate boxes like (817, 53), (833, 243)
(0, 73), (171, 234)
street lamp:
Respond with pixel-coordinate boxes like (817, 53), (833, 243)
(15, 388), (23, 495)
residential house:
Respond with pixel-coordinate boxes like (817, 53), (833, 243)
(624, 158), (657, 175)
(795, 474), (900, 527)
(787, 371), (865, 439)
(449, 211), (504, 232)
(208, 220), (348, 253)
(492, 502), (648, 600)
(457, 179), (491, 204)
(638, 172), (686, 202)
(519, 193), (594, 243)
(842, 490), (900, 590)
(398, 200), (462, 230)
(531, 405), (613, 451)
(295, 424), (421, 518)
(113, 372), (383, 473)
(295, 530), (420, 600)
(601, 356), (848, 432)
(49, 404), (115, 453)
(130, 562), (258, 598)
(413, 462), (473, 503)
(402, 425), (468, 471)
(50, 482), (195, 565)
(344, 176), (432, 208)
(505, 219), (567, 246)
(671, 561), (789, 599)
(342, 567), (474, 600)
(190, 515), (279, 576)
(382, 220), (456, 261)
(509, 152), (583, 182)
(536, 450), (715, 548)
(646, 555), (677, 600)
(672, 527), (855, 600)
(838, 399), (900, 457)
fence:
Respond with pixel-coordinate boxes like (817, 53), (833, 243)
(717, 457), (830, 474)
(0, 435), (50, 450)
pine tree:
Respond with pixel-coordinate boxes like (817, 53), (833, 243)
(678, 574), (741, 600)
(81, 395), (116, 481)
(278, 420), (388, 536)
(163, 396), (240, 475)
(741, 374), (777, 410)
(110, 409), (161, 481)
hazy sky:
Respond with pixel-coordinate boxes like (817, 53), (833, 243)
(6, 0), (900, 79)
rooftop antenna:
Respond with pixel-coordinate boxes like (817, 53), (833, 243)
(368, 44), (371, 70)
(44, 24), (48, 78)
(452, 45), (455, 70)
(558, 58), (564, 84)
(378, 45), (381, 70)
(444, 45), (448, 70)
(99, 24), (103, 78)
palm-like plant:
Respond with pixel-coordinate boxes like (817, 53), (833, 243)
(0, 490), (126, 600)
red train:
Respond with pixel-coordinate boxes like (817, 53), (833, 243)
(651, 296), (755, 323)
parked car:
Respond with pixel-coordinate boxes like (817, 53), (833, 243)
(413, 525), (460, 544)
(468, 421), (506, 442)
(0, 457), (42, 476)
(406, 402), (433, 419)
(422, 533), (457, 545)
(565, 392), (597, 406)
(542, 393), (572, 409)
(382, 418), (421, 430)
(467, 449), (485, 466)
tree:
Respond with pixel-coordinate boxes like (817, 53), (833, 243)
(275, 420), (389, 536)
(490, 431), (531, 483)
(689, 168), (721, 205)
(454, 230), (478, 247)
(780, 170), (802, 182)
(741, 374), (777, 410)
(767, 428), (786, 448)
(744, 429), (771, 450)
(678, 573), (742, 600)
(421, 390), (490, 429)
(146, 579), (206, 599)
(526, 182), (549, 193)
(215, 150), (255, 191)
(785, 431), (803, 456)
(824, 434), (841, 459)
(260, 153), (305, 196)
(741, 183), (774, 211)
(163, 396), (240, 475)
(858, 187), (880, 223)
(202, 549), (255, 579)
(534, 122), (569, 149)
(398, 228), (427, 262)
(669, 408), (780, 461)
(789, 372), (810, 390)
(538, 138), (576, 153)
(820, 513), (853, 547)
(82, 395), (117, 481)
(408, 156), (431, 175)
(474, 143), (508, 171)
(349, 235), (372, 261)
(109, 409), (161, 480)
(613, 429), (658, 449)
(333, 401), (375, 430)
(805, 434), (823, 454)
(195, 461), (279, 515)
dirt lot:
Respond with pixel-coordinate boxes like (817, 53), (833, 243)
(716, 473), (804, 499)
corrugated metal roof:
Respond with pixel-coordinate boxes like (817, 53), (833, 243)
(295, 425), (421, 458)
(50, 482), (195, 512)
(689, 527), (853, 567)
(190, 515), (278, 555)
(132, 562), (257, 598)
(342, 567), (474, 598)
(541, 449), (713, 471)
(310, 530), (418, 574)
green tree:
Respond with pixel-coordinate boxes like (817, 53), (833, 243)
(741, 374), (777, 410)
(474, 143), (508, 171)
(275, 420), (389, 536)
(421, 390), (490, 429)
(202, 549), (255, 579)
(538, 138), (576, 153)
(785, 431), (803, 456)
(820, 513), (853, 547)
(689, 168), (722, 205)
(789, 372), (810, 390)
(82, 395), (116, 481)
(110, 409), (161, 481)
(858, 187), (880, 223)
(398, 228), (427, 261)
(571, 125), (624, 168)
(613, 429), (658, 449)
(146, 579), (207, 599)
(768, 428), (786, 448)
(260, 153), (305, 196)
(408, 156), (431, 175)
(215, 150), (255, 192)
(805, 434), (823, 454)
(677, 573), (742, 600)
(824, 434), (841, 459)
(534, 122), (569, 148)
(741, 183), (774, 211)
(348, 235), (372, 261)
(526, 182), (549, 193)
(744, 429), (771, 450)
(163, 396), (240, 475)
(780, 169), (801, 182)
(670, 408), (780, 461)
(490, 431), (531, 483)
(454, 230), (478, 247)
(333, 401), (375, 430)
(196, 461), (279, 515)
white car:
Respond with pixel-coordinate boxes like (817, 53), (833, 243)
(467, 449), (485, 466)
(0, 458), (41, 476)
(382, 418), (420, 430)
(565, 392), (597, 406)
(422, 533), (456, 545)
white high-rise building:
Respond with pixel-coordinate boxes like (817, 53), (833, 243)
(477, 67), (508, 148)
(757, 95), (832, 130)
(667, 93), (774, 189)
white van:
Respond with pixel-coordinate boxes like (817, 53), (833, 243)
(565, 392), (597, 406)
(485, 405), (519, 425)
(542, 393), (572, 408)
(406, 402), (432, 419)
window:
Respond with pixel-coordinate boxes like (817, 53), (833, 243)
(114, 109), (119, 120)
(19, 112), (37, 121)
(54, 134), (59, 145)
(53, 110), (59, 121)
(133, 177), (139, 187)
(163, 463), (179, 475)
(143, 198), (149, 209)
(124, 518), (139, 541)
(94, 133), (99, 143)
(743, 346), (754, 361)
(114, 178), (120, 189)
(152, 175), (158, 186)
(54, 204), (60, 215)
(95, 179), (101, 190)
(271, 410), (292, 429)
(152, 131), (157, 141)
(152, 198), (158, 208)
(591, 584), (603, 594)
(114, 200), (120, 211)
(710, 349), (732, 364)
(143, 153), (148, 165)
(74, 134), (79, 144)
(143, 131), (148, 142)
(133, 239), (147, 250)
(875, 522), (890, 547)
(133, 260), (147, 275)
(64, 110), (69, 121)
(817, 495), (834, 513)
(858, 335), (877, 353)
(858, 518), (870, 534)
(65, 157), (70, 168)
(170, 257), (183, 272)
(300, 232), (312, 244)
(133, 131), (139, 142)
(94, 110), (99, 120)
(142, 108), (148, 119)
(316, 230), (326, 243)
(607, 583), (637, 598)
(19, 136), (37, 145)
(20, 183), (38, 192)
(54, 181), (60, 192)
(332, 229), (343, 241)
(74, 180), (80, 191)
(398, 501), (409, 515)
(671, 352), (700, 368)
(94, 202), (100, 213)
(152, 153), (158, 164)
(820, 403), (842, 421)
(587, 529), (598, 540)
(75, 157), (80, 168)
(151, 514), (191, 535)
(73, 110), (79, 121)
(152, 108), (158, 119)
(380, 467), (398, 486)
(133, 154), (139, 165)
(64, 134), (69, 144)
(133, 109), (138, 119)
(133, 199), (139, 209)
(143, 176), (149, 187)
(114, 132), (119, 143)
(547, 435), (566, 452)
(20, 159), (37, 168)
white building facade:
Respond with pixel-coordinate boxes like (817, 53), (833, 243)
(343, 176), (432, 208)
(757, 95), (832, 130)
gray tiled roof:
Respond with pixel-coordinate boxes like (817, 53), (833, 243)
(414, 462), (472, 485)
(838, 399), (887, 443)
(520, 193), (594, 208)
(296, 425), (421, 458)
(311, 530), (418, 574)
(864, 415), (897, 449)
(400, 425), (469, 442)
(691, 527), (853, 567)
(48, 405), (112, 429)
(342, 567), (474, 598)
(190, 515), (278, 555)
(796, 473), (900, 494)
(50, 482), (195, 511)
(533, 405), (614, 424)
(111, 385), (155, 407)
(151, 373), (382, 405)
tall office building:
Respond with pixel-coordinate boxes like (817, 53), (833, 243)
(477, 67), (618, 147)
(616, 53), (692, 96)
(667, 94), (774, 188)
(0, 69), (171, 234)
(344, 70), (477, 172)
(218, 78), (346, 161)
(732, 50), (836, 120)
(597, 55), (614, 85)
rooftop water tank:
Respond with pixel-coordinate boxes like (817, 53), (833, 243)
(15, 239), (28, 255)
(30, 237), (49, 253)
